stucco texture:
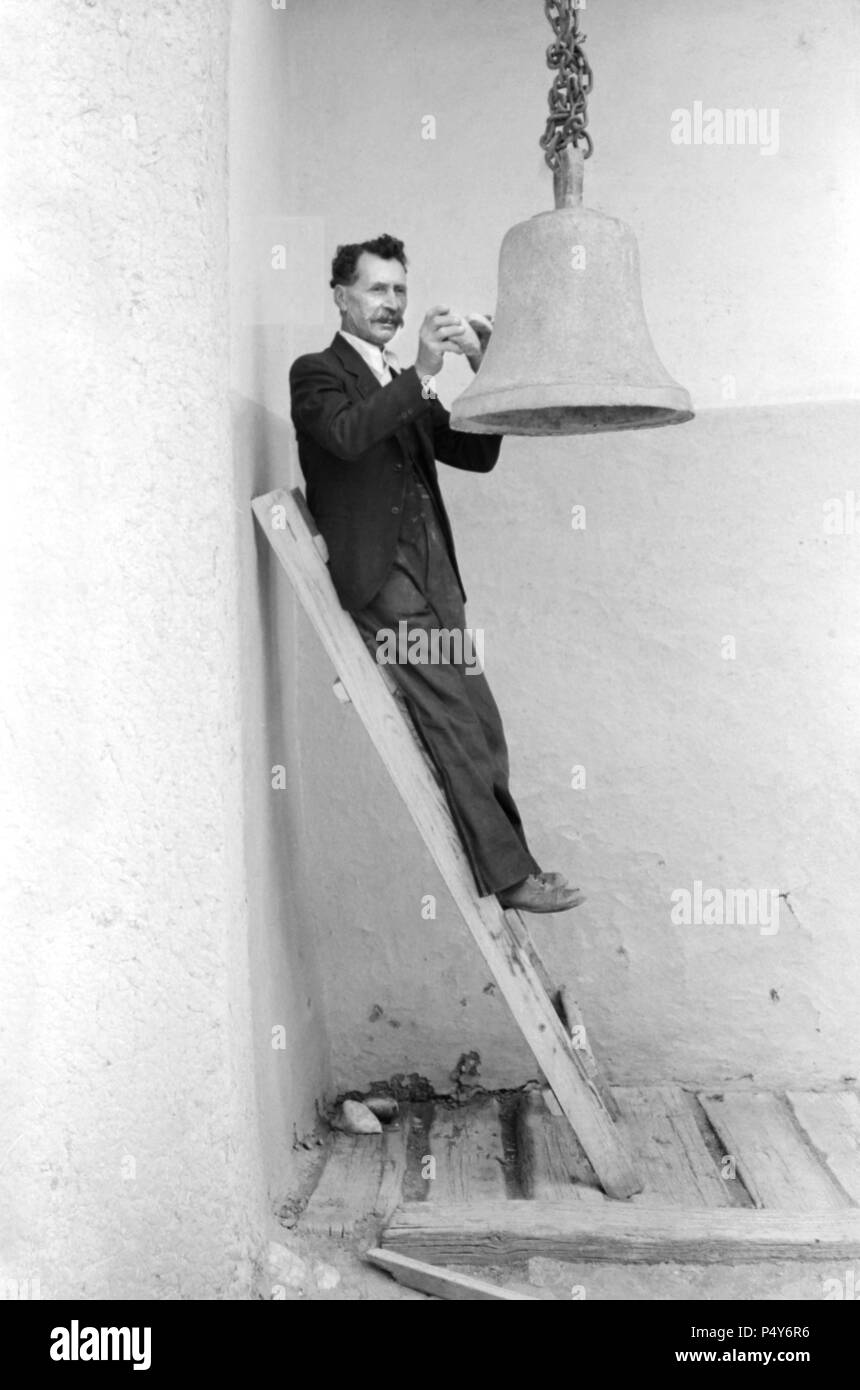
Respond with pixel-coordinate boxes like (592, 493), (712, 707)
(1, 0), (298, 1299)
(301, 402), (860, 1093)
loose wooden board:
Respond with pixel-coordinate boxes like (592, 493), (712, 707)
(365, 1248), (537, 1300)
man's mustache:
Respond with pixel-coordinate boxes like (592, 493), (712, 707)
(374, 314), (402, 325)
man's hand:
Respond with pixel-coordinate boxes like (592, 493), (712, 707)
(466, 312), (493, 354)
(430, 311), (495, 373)
(461, 313), (494, 373)
(415, 306), (470, 378)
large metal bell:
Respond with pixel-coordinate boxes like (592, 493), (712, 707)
(450, 154), (694, 436)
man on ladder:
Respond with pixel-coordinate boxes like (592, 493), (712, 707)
(289, 233), (583, 916)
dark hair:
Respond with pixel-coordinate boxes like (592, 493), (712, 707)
(330, 234), (407, 288)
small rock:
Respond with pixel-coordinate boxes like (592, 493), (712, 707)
(339, 1099), (382, 1134)
(313, 1261), (341, 1290)
(364, 1096), (399, 1121)
(268, 1241), (308, 1289)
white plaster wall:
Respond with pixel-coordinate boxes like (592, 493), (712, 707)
(229, 1), (332, 1212)
(239, 0), (859, 1094)
(0, 0), (273, 1298)
(302, 403), (860, 1094)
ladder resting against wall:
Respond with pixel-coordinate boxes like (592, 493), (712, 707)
(252, 485), (641, 1201)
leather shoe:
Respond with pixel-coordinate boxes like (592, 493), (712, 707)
(497, 874), (586, 914)
(536, 870), (580, 891)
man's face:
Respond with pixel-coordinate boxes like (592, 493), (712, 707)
(335, 251), (407, 347)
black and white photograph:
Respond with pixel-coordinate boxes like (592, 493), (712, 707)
(2, 0), (859, 1350)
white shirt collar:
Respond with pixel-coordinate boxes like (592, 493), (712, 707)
(338, 329), (399, 383)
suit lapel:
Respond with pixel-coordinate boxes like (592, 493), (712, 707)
(330, 333), (381, 400)
(329, 334), (437, 481)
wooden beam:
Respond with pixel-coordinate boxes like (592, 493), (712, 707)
(381, 1199), (860, 1264)
(365, 1248), (537, 1300)
(252, 487), (639, 1200)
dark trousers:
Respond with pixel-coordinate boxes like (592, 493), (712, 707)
(353, 476), (539, 896)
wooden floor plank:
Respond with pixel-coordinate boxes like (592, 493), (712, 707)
(787, 1090), (860, 1205)
(299, 1133), (383, 1237)
(698, 1091), (851, 1211)
(252, 487), (639, 1200)
(382, 1199), (860, 1264)
(426, 1099), (507, 1202)
(613, 1086), (732, 1209)
(374, 1115), (411, 1221)
(516, 1089), (602, 1200)
(365, 1248), (537, 1300)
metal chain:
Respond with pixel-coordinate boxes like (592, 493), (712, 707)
(540, 0), (593, 168)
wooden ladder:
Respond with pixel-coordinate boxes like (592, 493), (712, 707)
(252, 486), (640, 1200)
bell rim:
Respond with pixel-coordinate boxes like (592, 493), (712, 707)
(449, 381), (695, 434)
(449, 411), (695, 436)
(451, 382), (694, 419)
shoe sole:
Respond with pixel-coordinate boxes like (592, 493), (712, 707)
(498, 892), (587, 914)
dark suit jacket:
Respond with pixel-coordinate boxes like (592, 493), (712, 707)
(289, 334), (502, 611)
